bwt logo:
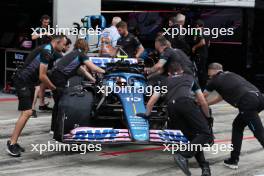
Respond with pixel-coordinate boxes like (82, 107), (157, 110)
(74, 129), (119, 140)
(158, 131), (188, 142)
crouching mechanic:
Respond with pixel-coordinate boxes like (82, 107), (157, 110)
(6, 35), (66, 157)
(138, 62), (213, 176)
(49, 38), (105, 141)
(204, 63), (264, 169)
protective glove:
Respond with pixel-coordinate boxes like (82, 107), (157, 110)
(54, 87), (64, 93)
(206, 116), (214, 127)
(136, 113), (150, 119)
(206, 116), (215, 146)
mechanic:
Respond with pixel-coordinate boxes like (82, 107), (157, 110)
(191, 19), (210, 89)
(6, 35), (67, 157)
(31, 15), (52, 47)
(164, 13), (191, 56)
(49, 38), (105, 141)
(115, 21), (144, 59)
(30, 37), (72, 118)
(204, 63), (264, 170)
(138, 62), (212, 176)
(99, 17), (122, 57)
(144, 36), (193, 85)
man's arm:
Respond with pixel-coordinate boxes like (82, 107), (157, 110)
(135, 45), (144, 59)
(78, 65), (96, 83)
(146, 93), (161, 116)
(84, 60), (105, 74)
(39, 64), (56, 90)
(195, 90), (210, 117)
(32, 34), (40, 40)
(145, 59), (166, 75)
(112, 37), (123, 57)
(192, 81), (210, 117)
(133, 37), (144, 59)
(203, 78), (216, 99)
(203, 91), (209, 98)
(207, 94), (223, 106)
(203, 83), (223, 106)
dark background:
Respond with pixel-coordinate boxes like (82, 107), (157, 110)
(0, 0), (52, 88)
(102, 1), (264, 91)
(0, 0), (263, 91)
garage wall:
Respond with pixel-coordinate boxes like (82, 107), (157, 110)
(104, 0), (255, 7)
(53, 0), (101, 45)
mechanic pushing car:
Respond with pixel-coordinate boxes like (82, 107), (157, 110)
(114, 21), (145, 59)
(31, 37), (72, 119)
(49, 38), (105, 141)
(204, 63), (264, 169)
(138, 62), (213, 176)
(144, 36), (194, 85)
(6, 34), (67, 157)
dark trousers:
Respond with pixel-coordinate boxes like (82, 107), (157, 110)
(51, 89), (63, 132)
(231, 92), (264, 160)
(168, 98), (212, 168)
(147, 74), (167, 87)
(196, 56), (207, 90)
(50, 71), (67, 140)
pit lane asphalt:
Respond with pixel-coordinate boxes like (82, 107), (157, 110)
(0, 96), (264, 176)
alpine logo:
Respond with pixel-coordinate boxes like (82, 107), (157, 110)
(74, 129), (119, 140)
(158, 131), (188, 142)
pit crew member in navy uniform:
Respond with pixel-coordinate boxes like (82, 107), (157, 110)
(6, 35), (67, 157)
(139, 62), (213, 176)
(115, 21), (144, 59)
(204, 63), (264, 169)
(49, 38), (105, 141)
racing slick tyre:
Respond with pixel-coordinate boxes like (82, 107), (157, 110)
(61, 90), (94, 134)
(55, 88), (95, 142)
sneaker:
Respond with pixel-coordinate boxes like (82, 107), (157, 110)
(174, 153), (191, 176)
(6, 140), (21, 157)
(7, 140), (25, 152)
(39, 104), (53, 112)
(31, 110), (38, 118)
(201, 166), (211, 176)
(16, 143), (25, 152)
(224, 158), (238, 169)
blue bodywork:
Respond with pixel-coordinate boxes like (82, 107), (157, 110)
(104, 72), (149, 141)
(63, 57), (188, 144)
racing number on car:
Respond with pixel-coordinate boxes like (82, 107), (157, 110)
(126, 97), (141, 102)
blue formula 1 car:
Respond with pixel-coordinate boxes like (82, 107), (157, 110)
(62, 57), (188, 144)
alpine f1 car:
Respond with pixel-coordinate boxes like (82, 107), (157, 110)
(61, 57), (188, 144)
